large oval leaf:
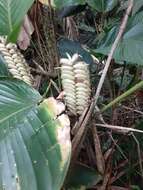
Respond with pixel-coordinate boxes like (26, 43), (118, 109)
(65, 164), (102, 189)
(0, 0), (34, 37)
(132, 0), (143, 15)
(53, 0), (118, 12)
(0, 79), (71, 190)
(58, 38), (94, 65)
(53, 0), (85, 8)
(95, 13), (143, 66)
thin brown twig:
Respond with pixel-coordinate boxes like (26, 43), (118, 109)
(96, 123), (143, 134)
(32, 60), (57, 77)
(33, 60), (48, 74)
(42, 81), (52, 98)
(95, 106), (107, 124)
(92, 127), (105, 174)
(50, 79), (60, 93)
(109, 133), (127, 160)
(122, 105), (143, 115)
(71, 106), (91, 163)
(131, 133), (143, 179)
(71, 108), (88, 135)
(111, 158), (143, 184)
(99, 156), (112, 190)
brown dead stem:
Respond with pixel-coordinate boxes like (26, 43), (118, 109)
(92, 126), (105, 175)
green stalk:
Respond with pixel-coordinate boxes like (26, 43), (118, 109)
(101, 80), (143, 112)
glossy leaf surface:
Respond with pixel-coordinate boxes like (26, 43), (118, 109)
(0, 0), (34, 39)
(0, 79), (71, 190)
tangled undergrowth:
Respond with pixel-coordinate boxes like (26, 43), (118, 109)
(19, 1), (143, 189)
(1, 0), (143, 189)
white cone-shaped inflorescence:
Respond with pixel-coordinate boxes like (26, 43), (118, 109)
(60, 53), (91, 115)
(0, 36), (33, 86)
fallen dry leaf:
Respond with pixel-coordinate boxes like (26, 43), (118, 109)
(17, 14), (34, 50)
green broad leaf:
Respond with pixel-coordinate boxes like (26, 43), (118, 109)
(130, 11), (143, 26)
(53, 0), (85, 8)
(0, 79), (71, 190)
(0, 79), (41, 124)
(113, 69), (133, 91)
(132, 0), (143, 15)
(65, 164), (102, 189)
(87, 0), (118, 12)
(0, 0), (34, 38)
(131, 185), (141, 190)
(53, 0), (118, 12)
(7, 22), (21, 43)
(0, 55), (11, 77)
(105, 0), (118, 12)
(58, 4), (87, 18)
(58, 38), (94, 65)
(87, 0), (105, 12)
(95, 22), (143, 65)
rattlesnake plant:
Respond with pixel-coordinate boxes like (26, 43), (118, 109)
(0, 36), (33, 86)
(0, 37), (91, 116)
(60, 53), (91, 115)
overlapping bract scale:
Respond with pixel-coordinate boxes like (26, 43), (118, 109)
(0, 37), (33, 86)
(60, 53), (91, 115)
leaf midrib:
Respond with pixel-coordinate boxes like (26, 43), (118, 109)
(0, 0), (13, 32)
(7, 0), (13, 32)
(0, 104), (35, 125)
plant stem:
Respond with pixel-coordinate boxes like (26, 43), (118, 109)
(101, 80), (143, 112)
